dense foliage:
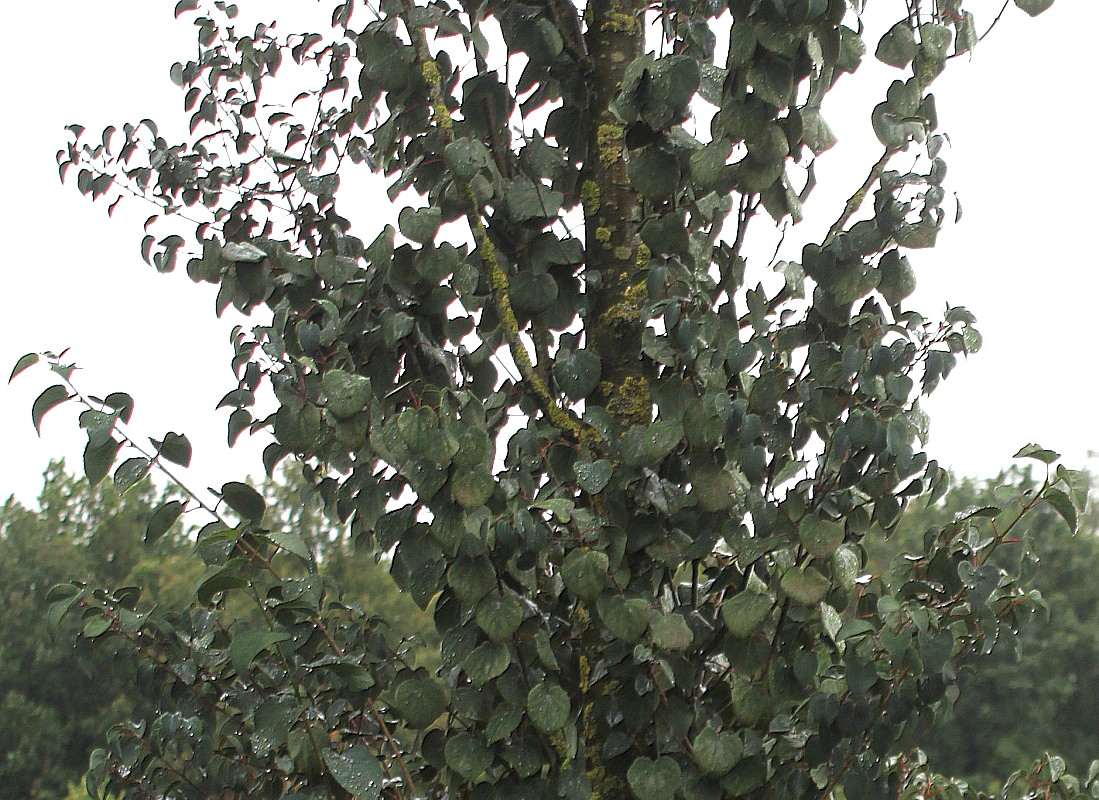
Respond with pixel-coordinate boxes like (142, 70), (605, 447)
(0, 466), (189, 800)
(887, 471), (1099, 787)
(6, 464), (1097, 799)
(11, 0), (1090, 799)
(0, 463), (432, 799)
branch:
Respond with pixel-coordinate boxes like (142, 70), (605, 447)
(399, 0), (582, 440)
(824, 148), (892, 243)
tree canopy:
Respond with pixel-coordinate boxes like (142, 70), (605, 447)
(10, 0), (1090, 799)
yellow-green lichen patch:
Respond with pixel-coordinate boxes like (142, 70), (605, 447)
(420, 60), (441, 86)
(433, 103), (453, 129)
(581, 180), (602, 215)
(606, 376), (651, 428)
(600, 280), (646, 330)
(595, 226), (613, 245)
(597, 123), (624, 168)
(635, 242), (651, 268)
(603, 11), (640, 34)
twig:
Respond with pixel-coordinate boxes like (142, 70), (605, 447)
(824, 148), (892, 243)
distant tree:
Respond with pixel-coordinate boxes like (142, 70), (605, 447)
(0, 461), (432, 800)
(877, 469), (1099, 787)
(0, 464), (183, 800)
(15, 1), (1091, 800)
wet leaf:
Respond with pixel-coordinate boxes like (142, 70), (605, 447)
(323, 744), (384, 800)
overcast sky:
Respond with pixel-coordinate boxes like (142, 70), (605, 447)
(1, 1), (1094, 507)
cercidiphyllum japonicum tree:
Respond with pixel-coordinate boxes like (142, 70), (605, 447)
(12, 0), (1092, 798)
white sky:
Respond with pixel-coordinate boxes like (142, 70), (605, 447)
(1, 1), (1095, 507)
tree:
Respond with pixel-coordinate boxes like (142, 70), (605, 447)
(877, 469), (1099, 788)
(0, 463), (189, 800)
(13, 0), (1090, 799)
(0, 461), (433, 800)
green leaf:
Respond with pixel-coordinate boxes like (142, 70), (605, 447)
(222, 241), (267, 262)
(554, 349), (602, 399)
(84, 437), (122, 486)
(476, 593), (523, 641)
(627, 756), (682, 800)
(451, 467), (495, 509)
(83, 616), (111, 638)
(47, 585), (84, 631)
(1014, 0), (1054, 15)
(1042, 487), (1078, 532)
(746, 57), (794, 107)
(268, 531), (313, 561)
(323, 744), (385, 800)
(395, 677), (448, 728)
(622, 420), (683, 467)
(876, 21), (917, 68)
(445, 732), (494, 781)
(640, 213), (689, 256)
(835, 619), (876, 642)
(103, 392), (134, 423)
(146, 500), (185, 544)
(918, 628), (954, 673)
(574, 459), (613, 494)
(692, 727), (744, 777)
(878, 249), (915, 305)
(510, 271), (560, 314)
(486, 706), (523, 743)
(315, 251), (359, 287)
(650, 612), (694, 651)
(323, 370), (372, 419)
(253, 700), (299, 757)
(194, 560), (249, 604)
(398, 206), (442, 245)
(113, 457), (150, 494)
(1014, 443), (1060, 464)
(527, 683), (570, 732)
(720, 591), (773, 637)
(9, 352), (39, 382)
(597, 595), (651, 643)
(505, 177), (563, 221)
(152, 432), (192, 467)
(448, 556), (496, 604)
(230, 628), (290, 676)
(628, 147), (681, 200)
(220, 481), (266, 521)
(781, 567), (831, 605)
(954, 11), (977, 53)
(32, 384), (70, 434)
(561, 548), (609, 603)
(799, 515), (844, 558)
(690, 464), (737, 512)
(464, 641), (512, 685)
(653, 55), (700, 115)
(444, 137), (491, 180)
(920, 23), (953, 61)
(321, 660), (377, 690)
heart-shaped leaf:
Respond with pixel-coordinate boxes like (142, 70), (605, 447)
(799, 515), (844, 558)
(464, 641), (511, 686)
(323, 744), (384, 800)
(394, 677), (448, 728)
(476, 593), (523, 641)
(574, 459), (613, 494)
(598, 595), (651, 643)
(527, 683), (570, 732)
(627, 756), (682, 800)
(720, 591), (773, 637)
(781, 567), (831, 605)
(692, 727), (743, 776)
(650, 612), (693, 651)
(561, 549), (608, 603)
